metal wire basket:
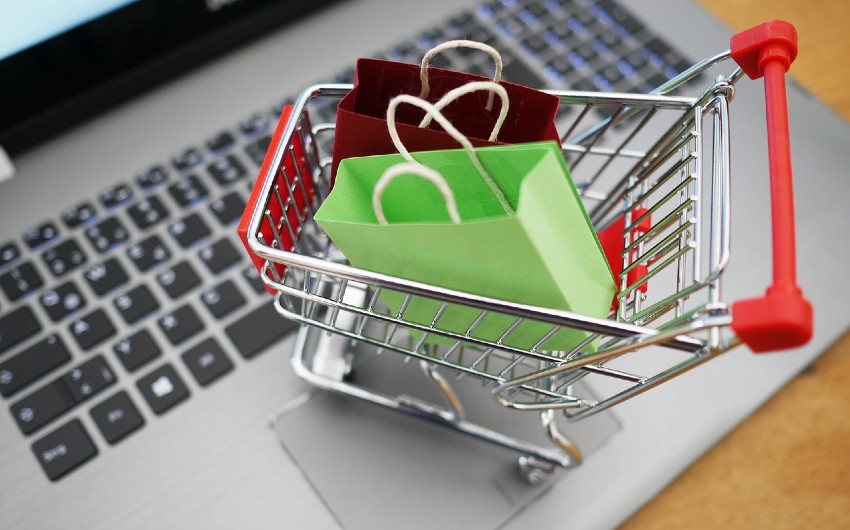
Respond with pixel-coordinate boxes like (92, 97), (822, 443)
(240, 21), (811, 480)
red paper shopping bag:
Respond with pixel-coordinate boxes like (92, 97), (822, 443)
(330, 55), (562, 180)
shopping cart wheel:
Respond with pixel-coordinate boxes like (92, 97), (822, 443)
(516, 455), (557, 486)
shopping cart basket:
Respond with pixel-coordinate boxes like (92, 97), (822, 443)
(240, 21), (812, 482)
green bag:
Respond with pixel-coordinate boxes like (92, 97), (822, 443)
(314, 139), (616, 352)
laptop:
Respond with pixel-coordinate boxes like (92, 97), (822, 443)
(1, 0), (847, 528)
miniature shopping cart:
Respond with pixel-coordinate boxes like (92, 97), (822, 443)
(240, 21), (812, 483)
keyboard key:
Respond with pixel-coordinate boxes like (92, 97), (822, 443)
(23, 221), (60, 249)
(84, 258), (129, 296)
(171, 147), (203, 171)
(0, 334), (71, 398)
(241, 265), (267, 295)
(61, 355), (116, 404)
(40, 281), (87, 321)
(206, 131), (236, 152)
(113, 329), (162, 372)
(244, 135), (272, 166)
(158, 304), (204, 346)
(137, 364), (190, 415)
(0, 262), (44, 301)
(502, 60), (546, 88)
(11, 380), (74, 435)
(86, 217), (130, 253)
(32, 419), (98, 481)
(0, 306), (41, 355)
(198, 238), (241, 274)
(135, 165), (169, 190)
(156, 261), (201, 299)
(168, 213), (211, 248)
(209, 192), (246, 225)
(181, 338), (234, 386)
(42, 238), (88, 277)
(69, 309), (116, 351)
(168, 174), (209, 207)
(98, 183), (134, 209)
(207, 155), (247, 186)
(90, 391), (145, 444)
(61, 201), (97, 228)
(239, 113), (271, 137)
(127, 195), (170, 230)
(522, 34), (549, 55)
(113, 284), (160, 324)
(127, 235), (171, 272)
(0, 241), (21, 268)
(226, 302), (295, 359)
(201, 280), (245, 319)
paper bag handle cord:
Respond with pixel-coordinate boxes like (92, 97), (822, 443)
(420, 40), (503, 111)
(386, 94), (513, 214)
(418, 81), (509, 142)
(373, 163), (462, 225)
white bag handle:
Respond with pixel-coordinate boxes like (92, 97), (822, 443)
(372, 163), (462, 226)
(385, 93), (513, 214)
(418, 81), (509, 142)
(419, 40), (503, 111)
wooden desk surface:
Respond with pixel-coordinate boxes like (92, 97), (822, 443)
(621, 2), (850, 528)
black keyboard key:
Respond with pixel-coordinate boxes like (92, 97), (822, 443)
(23, 221), (60, 249)
(209, 192), (246, 226)
(226, 302), (295, 359)
(168, 174), (209, 207)
(0, 306), (41, 355)
(244, 135), (272, 166)
(156, 261), (201, 299)
(0, 262), (44, 301)
(40, 281), (87, 321)
(90, 391), (145, 444)
(206, 131), (236, 153)
(127, 235), (171, 272)
(137, 364), (190, 415)
(113, 329), (162, 372)
(168, 213), (211, 248)
(241, 265), (267, 295)
(84, 258), (129, 296)
(0, 241), (20, 268)
(522, 34), (549, 55)
(98, 183), (134, 209)
(0, 335), (71, 398)
(239, 113), (271, 136)
(181, 338), (234, 387)
(135, 165), (169, 190)
(127, 195), (170, 230)
(198, 238), (241, 274)
(61, 355), (116, 404)
(32, 419), (98, 481)
(11, 380), (74, 435)
(61, 201), (97, 228)
(526, 0), (549, 18)
(69, 309), (116, 351)
(158, 305), (204, 346)
(114, 284), (160, 324)
(502, 60), (546, 88)
(42, 239), (87, 277)
(207, 155), (247, 186)
(86, 217), (130, 253)
(201, 280), (245, 319)
(171, 147), (203, 171)
(647, 72), (669, 91)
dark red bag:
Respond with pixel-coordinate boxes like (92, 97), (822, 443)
(330, 57), (562, 180)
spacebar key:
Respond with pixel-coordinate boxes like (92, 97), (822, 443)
(225, 303), (296, 359)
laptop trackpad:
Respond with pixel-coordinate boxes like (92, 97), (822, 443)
(271, 351), (620, 530)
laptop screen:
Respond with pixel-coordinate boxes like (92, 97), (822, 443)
(0, 0), (340, 155)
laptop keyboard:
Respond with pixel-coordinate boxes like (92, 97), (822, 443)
(0, 0), (699, 482)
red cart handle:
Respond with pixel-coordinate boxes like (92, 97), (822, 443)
(729, 20), (813, 352)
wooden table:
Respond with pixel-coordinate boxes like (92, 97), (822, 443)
(621, 2), (850, 528)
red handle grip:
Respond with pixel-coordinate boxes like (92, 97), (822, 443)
(729, 21), (813, 352)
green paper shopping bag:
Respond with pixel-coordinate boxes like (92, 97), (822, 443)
(314, 95), (615, 352)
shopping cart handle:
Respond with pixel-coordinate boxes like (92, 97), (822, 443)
(729, 21), (813, 353)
